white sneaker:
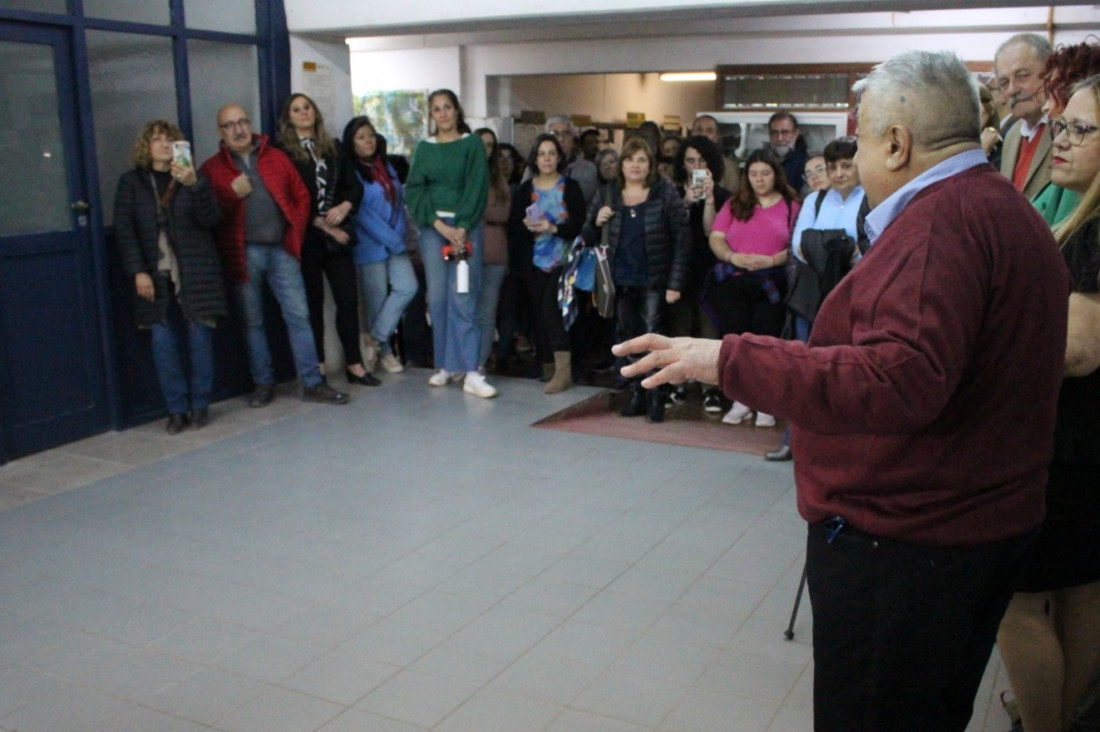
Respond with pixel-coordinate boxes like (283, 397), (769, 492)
(722, 401), (753, 425)
(463, 371), (497, 398)
(380, 352), (404, 374)
(428, 369), (452, 387)
(755, 412), (776, 428)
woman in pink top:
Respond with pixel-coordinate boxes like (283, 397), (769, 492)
(706, 148), (800, 427)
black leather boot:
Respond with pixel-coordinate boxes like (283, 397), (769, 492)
(646, 387), (666, 423)
(620, 384), (646, 417)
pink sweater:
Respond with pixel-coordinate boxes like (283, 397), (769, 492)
(712, 198), (799, 256)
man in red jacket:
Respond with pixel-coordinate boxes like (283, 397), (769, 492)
(615, 50), (1071, 731)
(199, 103), (347, 407)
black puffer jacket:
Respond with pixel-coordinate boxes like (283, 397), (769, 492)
(114, 169), (227, 327)
(582, 175), (691, 292)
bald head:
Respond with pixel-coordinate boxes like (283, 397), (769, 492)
(216, 103), (254, 155)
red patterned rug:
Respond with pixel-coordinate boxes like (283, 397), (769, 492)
(534, 390), (787, 457)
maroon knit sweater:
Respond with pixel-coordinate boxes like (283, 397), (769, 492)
(718, 164), (1071, 546)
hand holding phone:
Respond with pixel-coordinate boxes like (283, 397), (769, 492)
(525, 203), (541, 222)
(172, 141), (192, 169)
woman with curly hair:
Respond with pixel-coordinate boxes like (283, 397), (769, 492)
(114, 120), (227, 433)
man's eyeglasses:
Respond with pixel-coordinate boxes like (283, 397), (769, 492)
(219, 118), (251, 131)
(550, 129), (574, 139)
(1050, 119), (1099, 146)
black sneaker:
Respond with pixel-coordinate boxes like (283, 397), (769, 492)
(248, 384), (275, 408)
(702, 390), (723, 413)
(302, 382), (350, 405)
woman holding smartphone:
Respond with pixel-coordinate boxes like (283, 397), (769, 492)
(507, 133), (586, 393)
(114, 120), (227, 433)
(405, 89), (493, 397)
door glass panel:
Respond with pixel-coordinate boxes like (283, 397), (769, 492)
(83, 0), (169, 25)
(0, 0), (68, 13)
(188, 39), (259, 162)
(185, 0), (255, 34)
(86, 30), (177, 227)
(0, 40), (71, 236)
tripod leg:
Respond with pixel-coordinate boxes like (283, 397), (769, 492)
(784, 561), (808, 640)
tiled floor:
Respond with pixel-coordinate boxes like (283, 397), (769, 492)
(0, 370), (1013, 731)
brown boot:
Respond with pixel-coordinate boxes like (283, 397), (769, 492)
(544, 351), (574, 394)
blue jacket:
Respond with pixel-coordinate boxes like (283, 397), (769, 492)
(352, 165), (407, 265)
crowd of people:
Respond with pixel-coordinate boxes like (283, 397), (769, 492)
(112, 33), (1100, 731)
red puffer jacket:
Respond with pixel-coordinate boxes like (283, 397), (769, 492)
(199, 135), (309, 284)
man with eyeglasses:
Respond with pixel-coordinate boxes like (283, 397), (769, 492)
(996, 33), (1054, 199)
(767, 110), (809, 196)
(200, 103), (349, 407)
(544, 115), (598, 206)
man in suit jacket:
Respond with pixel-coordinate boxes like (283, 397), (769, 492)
(996, 33), (1054, 200)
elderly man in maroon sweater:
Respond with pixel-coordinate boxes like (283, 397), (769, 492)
(616, 50), (1071, 731)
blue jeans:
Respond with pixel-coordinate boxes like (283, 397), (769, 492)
(234, 243), (322, 388)
(358, 252), (417, 355)
(150, 307), (214, 415)
(419, 222), (484, 373)
(478, 263), (506, 368)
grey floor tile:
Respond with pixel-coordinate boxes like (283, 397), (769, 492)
(0, 374), (1009, 731)
(213, 686), (344, 732)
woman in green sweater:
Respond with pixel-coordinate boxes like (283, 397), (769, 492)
(405, 89), (493, 397)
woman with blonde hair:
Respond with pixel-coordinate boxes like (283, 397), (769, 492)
(114, 120), (227, 433)
(997, 74), (1100, 732)
(277, 93), (376, 386)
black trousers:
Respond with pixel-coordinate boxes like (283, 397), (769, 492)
(300, 229), (361, 366)
(806, 519), (1035, 731)
(707, 273), (786, 337)
(528, 265), (569, 362)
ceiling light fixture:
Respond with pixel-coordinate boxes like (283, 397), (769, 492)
(659, 72), (717, 82)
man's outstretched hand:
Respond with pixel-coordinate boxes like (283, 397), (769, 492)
(614, 335), (722, 389)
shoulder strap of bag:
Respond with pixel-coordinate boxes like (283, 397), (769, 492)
(813, 189), (827, 222)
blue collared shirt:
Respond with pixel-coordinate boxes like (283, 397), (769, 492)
(863, 148), (988, 247)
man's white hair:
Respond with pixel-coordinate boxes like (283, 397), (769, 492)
(544, 115), (574, 133)
(994, 33), (1053, 69)
(852, 50), (980, 148)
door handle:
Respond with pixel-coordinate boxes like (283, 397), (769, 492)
(71, 200), (90, 211)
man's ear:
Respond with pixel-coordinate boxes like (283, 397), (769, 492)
(884, 125), (911, 172)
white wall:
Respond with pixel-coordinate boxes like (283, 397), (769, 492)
(298, 5), (1100, 132)
(288, 35), (355, 135)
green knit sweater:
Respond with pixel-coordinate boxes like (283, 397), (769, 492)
(405, 133), (488, 232)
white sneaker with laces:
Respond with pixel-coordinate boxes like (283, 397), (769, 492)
(722, 401), (753, 425)
(463, 371), (497, 398)
(428, 369), (452, 387)
(380, 352), (404, 373)
(755, 412), (776, 428)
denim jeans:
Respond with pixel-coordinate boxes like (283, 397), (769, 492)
(478, 262), (507, 368)
(419, 221), (484, 373)
(234, 243), (322, 388)
(358, 252), (417, 355)
(150, 304), (214, 415)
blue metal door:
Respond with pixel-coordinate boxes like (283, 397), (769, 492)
(0, 22), (109, 463)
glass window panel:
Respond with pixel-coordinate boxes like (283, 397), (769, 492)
(185, 0), (255, 34)
(83, 0), (170, 25)
(723, 74), (850, 110)
(0, 0), (68, 13)
(0, 40), (71, 236)
(187, 39), (259, 162)
(86, 31), (177, 227)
